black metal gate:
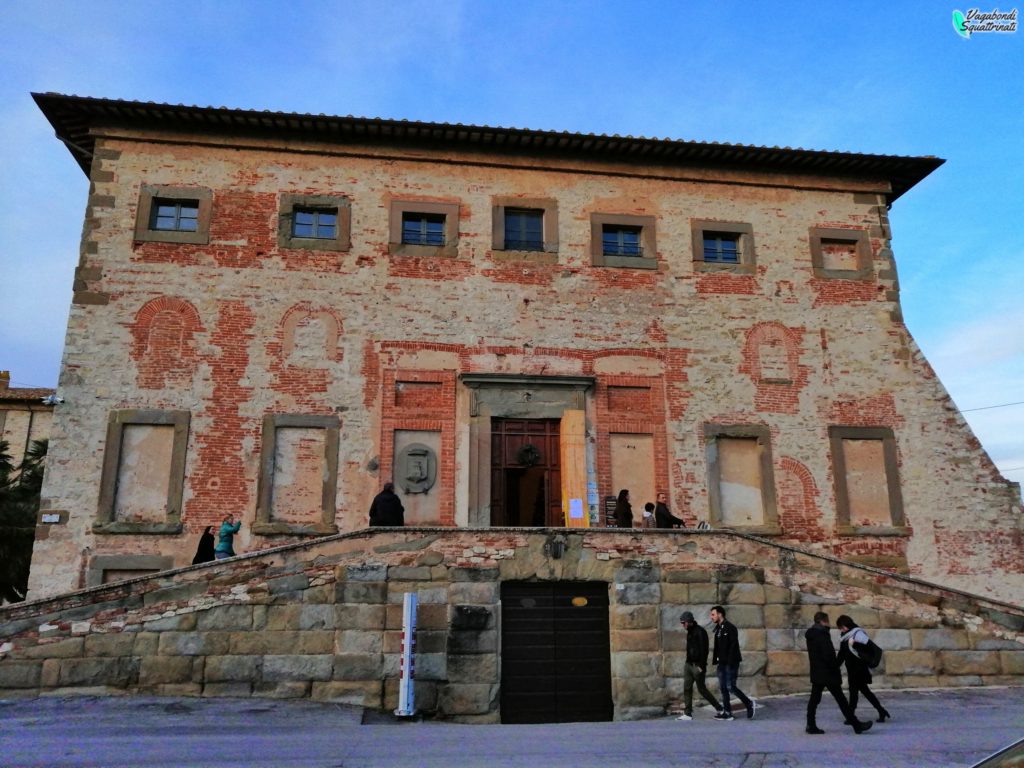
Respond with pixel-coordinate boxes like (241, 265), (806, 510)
(500, 581), (613, 723)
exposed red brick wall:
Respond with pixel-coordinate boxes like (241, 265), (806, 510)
(933, 522), (1024, 574)
(777, 457), (827, 542)
(184, 300), (257, 529)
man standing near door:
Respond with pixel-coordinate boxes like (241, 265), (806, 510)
(710, 605), (755, 721)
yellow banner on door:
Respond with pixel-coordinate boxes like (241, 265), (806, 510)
(560, 409), (589, 528)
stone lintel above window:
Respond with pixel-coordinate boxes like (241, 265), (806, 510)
(691, 219), (756, 274)
(388, 200), (460, 258)
(810, 227), (873, 280)
(278, 193), (352, 252)
(590, 213), (657, 269)
(134, 185), (212, 245)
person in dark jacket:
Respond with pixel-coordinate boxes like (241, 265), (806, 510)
(836, 614), (890, 723)
(369, 481), (405, 526)
(654, 492), (684, 529)
(191, 526), (215, 565)
(676, 611), (722, 720)
(613, 488), (633, 528)
(214, 516), (241, 560)
(710, 605), (755, 720)
(804, 611), (873, 734)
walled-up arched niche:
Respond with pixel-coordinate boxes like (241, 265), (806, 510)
(281, 305), (342, 367)
(131, 297), (203, 389)
(744, 322), (798, 384)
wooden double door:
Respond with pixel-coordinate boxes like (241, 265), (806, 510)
(490, 418), (562, 527)
(500, 581), (613, 723)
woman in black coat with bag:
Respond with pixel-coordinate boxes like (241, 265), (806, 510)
(836, 614), (891, 723)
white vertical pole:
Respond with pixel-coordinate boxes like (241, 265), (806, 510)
(395, 591), (418, 717)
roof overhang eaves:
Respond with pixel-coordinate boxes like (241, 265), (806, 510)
(32, 92), (945, 202)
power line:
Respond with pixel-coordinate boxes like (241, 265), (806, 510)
(961, 400), (1024, 413)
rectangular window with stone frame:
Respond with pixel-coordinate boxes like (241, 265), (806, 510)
(134, 185), (213, 245)
(809, 227), (873, 280)
(491, 197), (559, 263)
(590, 213), (657, 269)
(254, 414), (340, 536)
(95, 409), (190, 534)
(278, 194), (351, 252)
(389, 200), (460, 258)
(704, 423), (781, 535)
(691, 220), (755, 274)
(829, 426), (908, 535)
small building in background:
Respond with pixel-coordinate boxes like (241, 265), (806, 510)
(0, 371), (53, 470)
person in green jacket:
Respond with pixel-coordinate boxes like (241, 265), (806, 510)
(214, 515), (242, 560)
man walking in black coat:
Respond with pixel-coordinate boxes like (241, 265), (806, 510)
(805, 611), (872, 734)
(676, 611), (722, 720)
(368, 482), (405, 526)
(710, 605), (755, 720)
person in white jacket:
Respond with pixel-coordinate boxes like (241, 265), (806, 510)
(836, 615), (891, 723)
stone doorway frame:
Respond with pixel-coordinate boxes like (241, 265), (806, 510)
(462, 374), (594, 526)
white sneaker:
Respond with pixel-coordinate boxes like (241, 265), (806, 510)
(676, 713), (692, 721)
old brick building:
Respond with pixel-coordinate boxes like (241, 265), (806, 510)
(26, 93), (1022, 604)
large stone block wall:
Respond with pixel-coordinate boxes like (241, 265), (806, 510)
(4, 530), (1023, 722)
(28, 128), (1024, 604)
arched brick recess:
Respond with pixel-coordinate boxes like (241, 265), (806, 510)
(776, 457), (825, 542)
(130, 297), (203, 389)
(739, 322), (808, 414)
(267, 304), (344, 411)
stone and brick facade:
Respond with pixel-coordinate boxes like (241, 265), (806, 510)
(22, 93), (1023, 608)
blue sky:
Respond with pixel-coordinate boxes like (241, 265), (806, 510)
(1, 1), (1021, 481)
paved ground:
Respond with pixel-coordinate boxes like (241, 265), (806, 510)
(1, 687), (1021, 767)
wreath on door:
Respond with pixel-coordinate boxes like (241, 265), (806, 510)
(515, 443), (542, 467)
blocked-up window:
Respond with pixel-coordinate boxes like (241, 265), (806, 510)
(830, 426), (905, 532)
(96, 410), (190, 534)
(255, 414), (340, 535)
(809, 228), (872, 279)
(704, 424), (780, 534)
